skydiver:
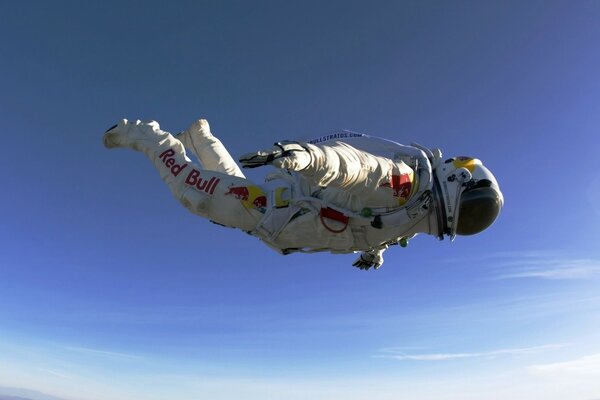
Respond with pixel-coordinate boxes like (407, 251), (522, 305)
(103, 119), (503, 270)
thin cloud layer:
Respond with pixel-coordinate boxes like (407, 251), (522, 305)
(63, 346), (143, 361)
(528, 353), (600, 377)
(497, 259), (600, 280)
(479, 252), (600, 280)
(377, 344), (567, 361)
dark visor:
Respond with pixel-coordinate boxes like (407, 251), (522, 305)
(455, 186), (502, 235)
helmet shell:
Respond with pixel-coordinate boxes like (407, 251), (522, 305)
(433, 157), (503, 239)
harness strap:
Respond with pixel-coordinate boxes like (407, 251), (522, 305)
(320, 207), (350, 233)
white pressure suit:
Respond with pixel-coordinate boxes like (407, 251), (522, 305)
(103, 119), (503, 270)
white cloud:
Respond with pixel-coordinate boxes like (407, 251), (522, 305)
(481, 252), (600, 280)
(37, 369), (71, 379)
(0, 386), (70, 400)
(496, 259), (600, 280)
(528, 353), (600, 377)
(377, 344), (567, 361)
(443, 251), (600, 280)
(63, 346), (143, 361)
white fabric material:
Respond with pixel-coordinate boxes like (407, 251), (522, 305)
(104, 119), (436, 266)
(270, 140), (417, 212)
(352, 247), (386, 270)
(177, 119), (246, 178)
(251, 140), (435, 254)
(104, 119), (262, 232)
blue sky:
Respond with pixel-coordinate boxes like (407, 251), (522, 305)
(1, 1), (600, 399)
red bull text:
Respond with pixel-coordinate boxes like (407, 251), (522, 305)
(159, 149), (220, 195)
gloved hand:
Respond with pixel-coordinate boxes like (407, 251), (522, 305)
(352, 250), (384, 271)
(239, 141), (311, 170)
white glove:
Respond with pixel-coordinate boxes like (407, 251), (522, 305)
(352, 249), (385, 271)
(239, 141), (311, 170)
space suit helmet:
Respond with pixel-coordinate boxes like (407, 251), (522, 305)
(432, 157), (503, 239)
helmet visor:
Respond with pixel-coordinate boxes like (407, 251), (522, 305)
(455, 186), (502, 236)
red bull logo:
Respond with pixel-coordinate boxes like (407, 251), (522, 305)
(389, 174), (412, 198)
(159, 149), (188, 177)
(184, 169), (220, 194)
(381, 174), (412, 198)
(159, 149), (220, 194)
(380, 173), (413, 205)
(226, 185), (267, 210)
